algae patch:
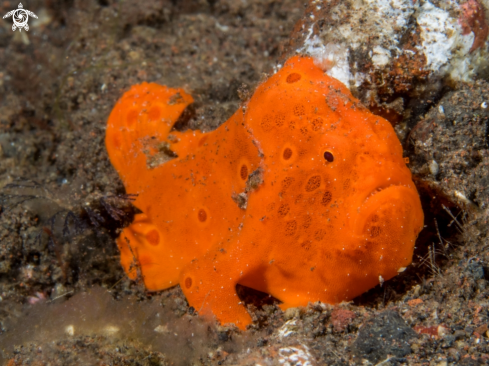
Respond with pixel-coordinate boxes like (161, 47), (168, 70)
(0, 287), (249, 365)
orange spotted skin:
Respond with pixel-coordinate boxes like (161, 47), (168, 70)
(106, 56), (424, 330)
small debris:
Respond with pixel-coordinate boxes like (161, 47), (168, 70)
(277, 319), (299, 339)
(429, 160), (439, 176)
(102, 325), (120, 336)
(65, 325), (75, 336)
(278, 345), (315, 366)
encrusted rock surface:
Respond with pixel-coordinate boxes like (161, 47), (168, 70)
(284, 0), (489, 128)
(410, 80), (489, 222)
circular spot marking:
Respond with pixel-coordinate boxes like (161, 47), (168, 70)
(324, 151), (334, 163)
(185, 277), (192, 289)
(240, 164), (248, 180)
(198, 136), (208, 147)
(147, 106), (162, 121)
(370, 226), (382, 238)
(112, 135), (121, 149)
(314, 229), (326, 241)
(286, 73), (301, 83)
(146, 229), (160, 246)
(260, 115), (273, 132)
(311, 117), (323, 131)
(277, 203), (290, 217)
(293, 105), (306, 117)
(275, 113), (286, 127)
(285, 220), (298, 236)
(127, 109), (139, 126)
(321, 191), (333, 206)
(303, 215), (312, 229)
(281, 177), (295, 191)
(138, 255), (152, 266)
(283, 148), (293, 160)
(294, 194), (303, 205)
(198, 209), (207, 222)
(305, 175), (321, 192)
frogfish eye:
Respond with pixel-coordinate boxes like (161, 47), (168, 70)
(323, 151), (334, 163)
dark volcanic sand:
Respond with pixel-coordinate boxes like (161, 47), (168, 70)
(1, 1), (489, 365)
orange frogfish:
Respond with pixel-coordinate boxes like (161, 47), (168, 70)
(105, 56), (424, 330)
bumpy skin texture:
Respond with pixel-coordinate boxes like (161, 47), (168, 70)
(106, 56), (424, 330)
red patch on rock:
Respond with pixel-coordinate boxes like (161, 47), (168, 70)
(414, 324), (450, 338)
(414, 325), (439, 338)
(474, 323), (488, 337)
(331, 309), (356, 332)
(407, 298), (423, 307)
(459, 0), (489, 53)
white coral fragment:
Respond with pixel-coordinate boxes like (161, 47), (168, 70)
(278, 345), (315, 366)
